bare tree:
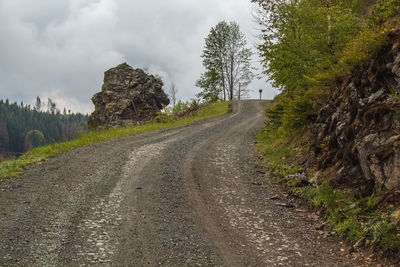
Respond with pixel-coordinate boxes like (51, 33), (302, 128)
(169, 82), (178, 107)
(47, 98), (56, 114)
(35, 96), (41, 111)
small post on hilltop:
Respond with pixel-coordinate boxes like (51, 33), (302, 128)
(259, 89), (263, 100)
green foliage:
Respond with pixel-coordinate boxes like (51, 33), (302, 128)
(339, 27), (388, 69)
(253, 0), (396, 138)
(336, 217), (364, 243)
(154, 104), (172, 123)
(370, 220), (400, 252)
(264, 103), (284, 131)
(155, 100), (204, 123)
(366, 192), (379, 210)
(0, 98), (88, 157)
(369, 0), (400, 26)
(256, 122), (300, 185)
(254, 0), (362, 91)
(317, 183), (343, 210)
(196, 71), (221, 101)
(256, 120), (291, 165)
(260, 90), (316, 138)
(349, 0), (366, 14)
(0, 101), (229, 181)
(254, 0), (400, 256)
(294, 181), (400, 253)
(257, 128), (400, 255)
(281, 93), (315, 134)
(24, 130), (46, 151)
(253, 0), (363, 135)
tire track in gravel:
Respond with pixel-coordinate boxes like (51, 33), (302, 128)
(74, 143), (166, 265)
(2, 129), (185, 266)
(181, 101), (259, 267)
(180, 101), (372, 266)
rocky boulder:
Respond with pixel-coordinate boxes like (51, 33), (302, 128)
(88, 63), (169, 129)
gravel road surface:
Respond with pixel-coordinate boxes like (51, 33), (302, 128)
(1, 100), (372, 266)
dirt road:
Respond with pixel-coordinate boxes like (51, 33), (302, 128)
(1, 101), (368, 266)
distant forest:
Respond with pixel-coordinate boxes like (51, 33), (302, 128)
(0, 97), (89, 159)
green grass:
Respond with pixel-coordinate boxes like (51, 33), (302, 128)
(0, 101), (229, 180)
(291, 183), (400, 255)
(256, 119), (400, 257)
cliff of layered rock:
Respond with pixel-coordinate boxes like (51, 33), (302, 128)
(310, 29), (400, 197)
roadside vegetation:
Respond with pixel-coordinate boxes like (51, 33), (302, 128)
(0, 100), (228, 180)
(253, 0), (400, 258)
(257, 124), (400, 256)
(252, 0), (398, 134)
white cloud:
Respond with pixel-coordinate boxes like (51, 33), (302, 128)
(38, 89), (93, 114)
(0, 0), (277, 113)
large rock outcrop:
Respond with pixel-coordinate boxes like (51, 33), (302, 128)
(310, 29), (400, 195)
(88, 63), (169, 129)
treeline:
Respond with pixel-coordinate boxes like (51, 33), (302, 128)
(252, 0), (399, 134)
(0, 98), (89, 158)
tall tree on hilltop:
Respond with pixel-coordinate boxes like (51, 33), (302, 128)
(35, 96), (41, 111)
(196, 21), (254, 101)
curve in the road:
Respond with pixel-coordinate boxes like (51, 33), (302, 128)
(0, 100), (370, 266)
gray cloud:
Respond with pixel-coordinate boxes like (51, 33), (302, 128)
(0, 0), (275, 113)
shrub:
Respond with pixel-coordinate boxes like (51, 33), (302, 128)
(370, 220), (400, 252)
(339, 27), (388, 70)
(336, 217), (364, 243)
(369, 0), (400, 26)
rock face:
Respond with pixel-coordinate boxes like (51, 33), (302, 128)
(88, 63), (169, 129)
(311, 29), (400, 195)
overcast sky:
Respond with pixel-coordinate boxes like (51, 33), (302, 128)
(0, 0), (276, 114)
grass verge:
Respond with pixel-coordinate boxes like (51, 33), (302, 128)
(256, 123), (400, 259)
(0, 101), (229, 180)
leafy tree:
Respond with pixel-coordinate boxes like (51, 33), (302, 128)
(196, 70), (221, 101)
(253, 0), (361, 95)
(252, 0), (364, 132)
(196, 21), (254, 101)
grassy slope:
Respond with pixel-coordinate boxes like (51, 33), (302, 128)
(0, 101), (229, 180)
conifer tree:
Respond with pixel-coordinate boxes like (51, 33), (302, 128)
(0, 117), (9, 153)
